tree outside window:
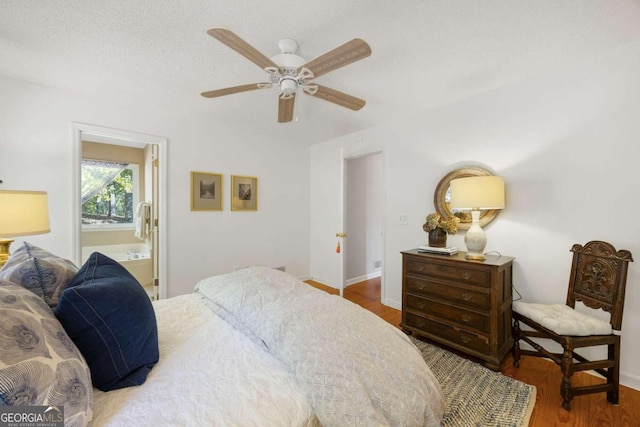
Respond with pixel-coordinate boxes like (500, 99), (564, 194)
(81, 160), (139, 226)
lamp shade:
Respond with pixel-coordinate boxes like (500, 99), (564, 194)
(449, 176), (505, 210)
(0, 190), (51, 236)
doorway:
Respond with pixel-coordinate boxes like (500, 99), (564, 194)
(72, 123), (168, 299)
(343, 152), (384, 300)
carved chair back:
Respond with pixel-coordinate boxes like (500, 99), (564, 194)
(566, 241), (633, 331)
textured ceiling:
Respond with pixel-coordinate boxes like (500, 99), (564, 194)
(2, 1), (640, 145)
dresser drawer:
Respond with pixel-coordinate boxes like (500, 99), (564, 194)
(405, 312), (489, 355)
(405, 277), (490, 310)
(405, 257), (490, 287)
(405, 294), (489, 333)
(401, 250), (515, 370)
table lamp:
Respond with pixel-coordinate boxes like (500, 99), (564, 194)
(449, 176), (504, 261)
(0, 190), (50, 267)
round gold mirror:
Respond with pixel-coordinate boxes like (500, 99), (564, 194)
(434, 166), (501, 231)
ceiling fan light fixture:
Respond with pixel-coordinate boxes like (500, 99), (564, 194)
(280, 78), (297, 97)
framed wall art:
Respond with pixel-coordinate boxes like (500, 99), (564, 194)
(231, 175), (258, 211)
(190, 171), (223, 211)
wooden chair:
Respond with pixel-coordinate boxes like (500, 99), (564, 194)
(512, 241), (633, 410)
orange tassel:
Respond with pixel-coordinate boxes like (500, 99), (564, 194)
(336, 241), (341, 253)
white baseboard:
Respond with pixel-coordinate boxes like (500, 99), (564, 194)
(382, 297), (401, 310)
(621, 372), (640, 391)
(308, 276), (337, 289)
(345, 271), (382, 287)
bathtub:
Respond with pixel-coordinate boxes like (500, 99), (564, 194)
(81, 243), (153, 291)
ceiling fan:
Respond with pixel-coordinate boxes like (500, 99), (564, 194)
(201, 28), (372, 123)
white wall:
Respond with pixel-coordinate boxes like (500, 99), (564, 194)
(345, 153), (383, 283)
(310, 41), (640, 389)
(0, 75), (310, 297)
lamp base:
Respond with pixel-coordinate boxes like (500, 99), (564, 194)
(0, 238), (14, 268)
(463, 210), (486, 261)
(464, 251), (486, 261)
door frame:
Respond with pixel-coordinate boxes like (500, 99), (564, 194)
(71, 122), (168, 299)
(339, 148), (386, 300)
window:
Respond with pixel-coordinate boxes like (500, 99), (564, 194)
(81, 159), (140, 228)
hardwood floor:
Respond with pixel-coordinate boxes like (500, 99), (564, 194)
(305, 277), (640, 426)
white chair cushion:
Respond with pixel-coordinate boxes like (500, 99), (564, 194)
(513, 302), (612, 336)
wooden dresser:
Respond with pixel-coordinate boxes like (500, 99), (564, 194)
(401, 249), (515, 370)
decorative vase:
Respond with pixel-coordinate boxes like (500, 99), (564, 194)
(428, 228), (447, 248)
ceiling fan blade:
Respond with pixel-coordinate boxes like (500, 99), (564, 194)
(207, 28), (281, 72)
(278, 94), (295, 123)
(308, 84), (366, 111)
(299, 38), (371, 79)
(201, 83), (271, 98)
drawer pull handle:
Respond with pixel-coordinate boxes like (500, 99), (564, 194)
(461, 292), (472, 301)
(416, 302), (426, 309)
(460, 334), (471, 344)
(461, 314), (471, 322)
(417, 283), (426, 290)
(461, 272), (472, 280)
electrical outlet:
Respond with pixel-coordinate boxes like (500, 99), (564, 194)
(399, 214), (408, 225)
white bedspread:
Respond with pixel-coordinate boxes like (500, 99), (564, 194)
(90, 293), (318, 426)
(195, 267), (444, 427)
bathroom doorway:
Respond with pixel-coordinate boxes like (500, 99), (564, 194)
(72, 123), (168, 299)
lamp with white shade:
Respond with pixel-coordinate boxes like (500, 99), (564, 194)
(0, 190), (50, 267)
(449, 176), (505, 261)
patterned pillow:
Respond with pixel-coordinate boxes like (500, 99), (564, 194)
(0, 242), (78, 308)
(0, 280), (93, 427)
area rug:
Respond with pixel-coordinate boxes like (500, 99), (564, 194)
(411, 336), (536, 427)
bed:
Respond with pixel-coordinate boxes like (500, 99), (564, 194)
(0, 243), (444, 426)
(90, 292), (318, 426)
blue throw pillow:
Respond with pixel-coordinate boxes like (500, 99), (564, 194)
(54, 252), (159, 392)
